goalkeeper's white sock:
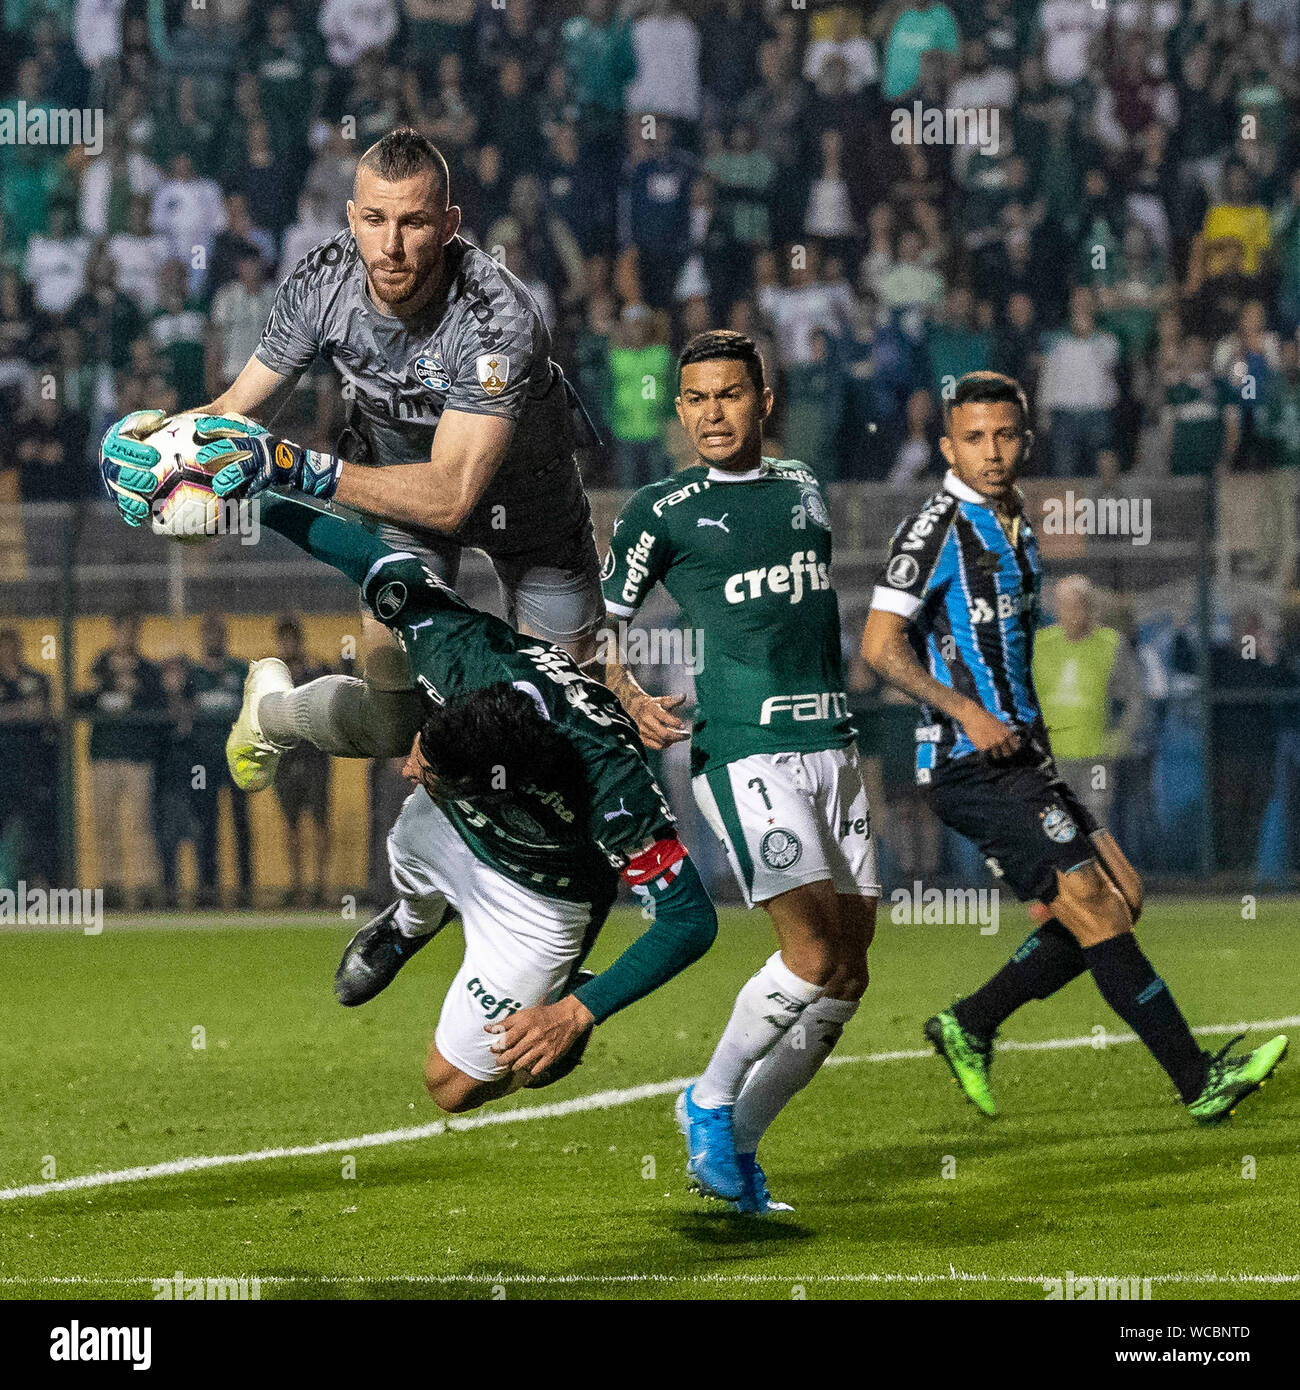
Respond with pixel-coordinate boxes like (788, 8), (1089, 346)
(259, 676), (424, 758)
(732, 995), (859, 1153)
(692, 952), (824, 1110)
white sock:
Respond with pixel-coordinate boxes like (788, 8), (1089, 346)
(732, 995), (860, 1153)
(692, 952), (824, 1109)
(394, 896), (452, 940)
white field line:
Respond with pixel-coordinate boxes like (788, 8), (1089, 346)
(2, 1015), (1296, 1205)
(0, 1272), (1296, 1288)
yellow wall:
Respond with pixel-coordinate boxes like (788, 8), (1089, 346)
(9, 614), (374, 894)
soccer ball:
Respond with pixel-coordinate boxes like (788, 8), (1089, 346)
(141, 410), (252, 542)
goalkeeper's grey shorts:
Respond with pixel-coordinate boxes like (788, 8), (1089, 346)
(367, 506), (604, 649)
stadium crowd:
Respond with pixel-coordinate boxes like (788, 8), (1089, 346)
(2, 0), (1300, 894)
(1, 0), (1298, 494)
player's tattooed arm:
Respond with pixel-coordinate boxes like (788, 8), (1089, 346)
(600, 625), (689, 750)
(861, 609), (1022, 759)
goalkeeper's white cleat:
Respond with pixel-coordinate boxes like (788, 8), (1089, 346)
(227, 658), (293, 793)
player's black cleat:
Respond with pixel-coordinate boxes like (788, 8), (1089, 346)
(525, 970), (597, 1089)
(334, 902), (442, 1007)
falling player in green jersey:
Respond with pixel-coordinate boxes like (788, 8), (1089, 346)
(601, 331), (880, 1212)
(224, 492), (718, 1115)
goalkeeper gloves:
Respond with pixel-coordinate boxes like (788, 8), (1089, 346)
(100, 409), (166, 526)
(201, 419), (342, 503)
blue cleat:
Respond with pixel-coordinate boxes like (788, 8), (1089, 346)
(675, 1084), (744, 1201)
(733, 1152), (794, 1215)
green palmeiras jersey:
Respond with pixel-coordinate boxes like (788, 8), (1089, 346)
(602, 457), (853, 776)
(360, 549), (675, 904)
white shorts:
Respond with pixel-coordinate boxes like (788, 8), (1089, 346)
(692, 746), (881, 909)
(387, 789), (606, 1082)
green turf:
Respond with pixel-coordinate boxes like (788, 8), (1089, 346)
(1, 899), (1297, 1300)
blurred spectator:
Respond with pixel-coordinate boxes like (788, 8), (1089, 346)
(1037, 287), (1121, 476)
(783, 327), (843, 481)
(319, 0), (397, 69)
(14, 394), (90, 502)
(1034, 575), (1147, 830)
(617, 121), (696, 311)
(607, 305), (672, 490)
(106, 195), (170, 313)
(0, 627), (56, 889)
(804, 5), (877, 95)
(881, 1), (959, 101)
(562, 0), (637, 186)
(991, 290), (1042, 400)
(23, 203), (89, 317)
(153, 652), (200, 910)
(209, 250), (275, 392)
(150, 258), (207, 405)
(700, 0), (765, 115)
(760, 242), (854, 366)
(151, 154), (226, 295)
(887, 387), (936, 485)
(79, 610), (165, 911)
(80, 132), (162, 240)
(1203, 161), (1272, 277)
(924, 285), (992, 400)
(1159, 333), (1240, 478)
(863, 220), (945, 314)
(272, 615), (332, 908)
(190, 612), (252, 908)
(1037, 0), (1107, 89)
(66, 246), (144, 373)
(627, 0), (701, 127)
(207, 192), (276, 306)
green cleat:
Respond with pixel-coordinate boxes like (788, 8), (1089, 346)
(924, 1010), (997, 1116)
(226, 657), (293, 793)
(1187, 1033), (1288, 1124)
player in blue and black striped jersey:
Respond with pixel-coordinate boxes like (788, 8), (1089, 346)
(863, 372), (1287, 1125)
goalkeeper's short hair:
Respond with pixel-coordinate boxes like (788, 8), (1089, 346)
(357, 128), (450, 206)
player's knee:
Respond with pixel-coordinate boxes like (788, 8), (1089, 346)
(1055, 865), (1132, 942)
(423, 1057), (485, 1114)
(779, 937), (837, 988)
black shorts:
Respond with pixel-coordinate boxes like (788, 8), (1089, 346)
(926, 745), (1100, 902)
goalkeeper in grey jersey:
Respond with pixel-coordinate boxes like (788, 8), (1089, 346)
(100, 127), (604, 779)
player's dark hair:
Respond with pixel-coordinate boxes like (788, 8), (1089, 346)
(678, 329), (767, 394)
(416, 682), (592, 816)
(942, 371), (1030, 435)
(357, 128), (450, 206)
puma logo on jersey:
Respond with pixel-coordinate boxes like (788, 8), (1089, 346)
(724, 550), (830, 605)
(697, 514), (730, 532)
(604, 798), (631, 822)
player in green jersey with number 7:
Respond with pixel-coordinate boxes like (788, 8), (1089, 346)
(602, 331), (880, 1214)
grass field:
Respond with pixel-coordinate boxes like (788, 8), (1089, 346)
(2, 898), (1298, 1301)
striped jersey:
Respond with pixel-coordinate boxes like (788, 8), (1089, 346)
(871, 470), (1045, 780)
